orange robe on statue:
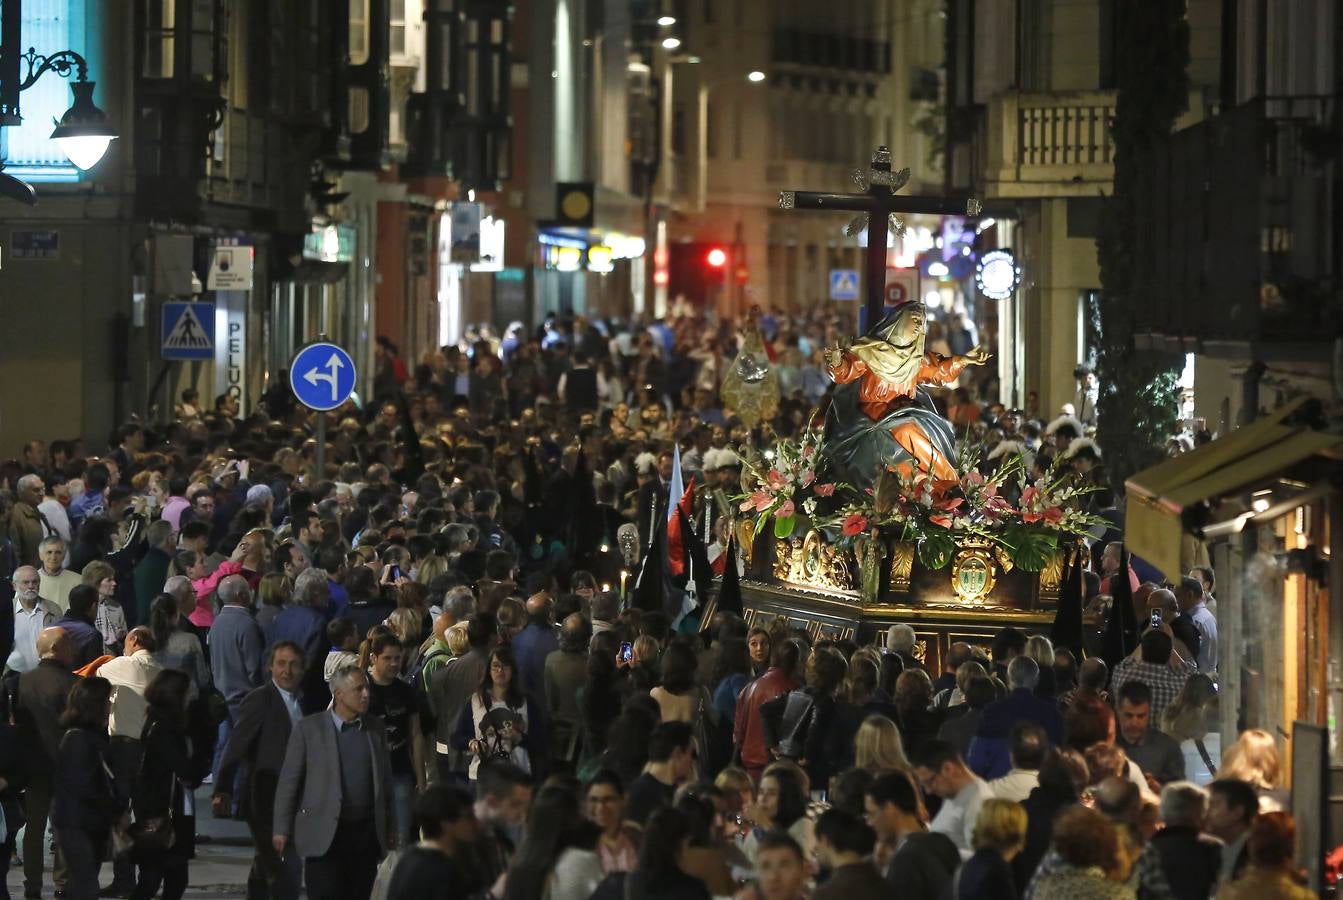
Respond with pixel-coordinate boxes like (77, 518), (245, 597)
(827, 351), (970, 480)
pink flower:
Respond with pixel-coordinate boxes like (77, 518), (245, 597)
(740, 490), (773, 513)
(801, 470), (815, 488)
(842, 513), (869, 537)
(767, 469), (787, 490)
(775, 499), (796, 519)
(1042, 506), (1065, 525)
(961, 471), (985, 489)
(813, 482), (836, 498)
(934, 497), (964, 512)
(1020, 485), (1042, 508)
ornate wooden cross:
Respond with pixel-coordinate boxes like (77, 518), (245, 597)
(779, 146), (982, 325)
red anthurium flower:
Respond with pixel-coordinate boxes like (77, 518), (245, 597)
(814, 482), (836, 497)
(934, 497), (964, 511)
(842, 513), (869, 537)
(929, 514), (954, 528)
(1021, 511), (1042, 524)
(775, 499), (796, 519)
(1043, 506), (1065, 525)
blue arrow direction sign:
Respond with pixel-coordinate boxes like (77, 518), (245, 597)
(161, 302), (215, 360)
(289, 342), (357, 411)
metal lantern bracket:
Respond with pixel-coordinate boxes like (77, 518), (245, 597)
(17, 46), (89, 91)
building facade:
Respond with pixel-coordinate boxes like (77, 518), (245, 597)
(0, 0), (512, 453)
(659, 0), (947, 323)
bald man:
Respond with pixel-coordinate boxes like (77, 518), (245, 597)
(209, 575), (266, 788)
(1146, 588), (1198, 664)
(15, 626), (77, 897)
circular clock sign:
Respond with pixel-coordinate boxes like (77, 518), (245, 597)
(976, 249), (1022, 300)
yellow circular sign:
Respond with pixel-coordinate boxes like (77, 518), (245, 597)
(561, 190), (592, 221)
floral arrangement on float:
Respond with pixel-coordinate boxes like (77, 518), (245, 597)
(737, 433), (1105, 574)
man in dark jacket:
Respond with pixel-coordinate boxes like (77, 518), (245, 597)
(213, 641), (306, 900)
(813, 809), (886, 900)
(966, 657), (1064, 778)
(266, 569), (331, 712)
(864, 771), (960, 899)
(14, 626), (77, 898)
(57, 584), (104, 671)
(1148, 782), (1223, 900)
(132, 519), (176, 626)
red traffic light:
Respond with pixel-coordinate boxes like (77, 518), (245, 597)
(705, 247), (728, 268)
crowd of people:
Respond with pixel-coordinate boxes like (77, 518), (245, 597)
(0, 310), (1314, 900)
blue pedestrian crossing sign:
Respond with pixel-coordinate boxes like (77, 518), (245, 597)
(290, 341), (357, 411)
(161, 302), (215, 360)
(829, 269), (860, 301)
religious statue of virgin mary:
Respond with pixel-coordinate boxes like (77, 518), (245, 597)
(822, 301), (990, 489)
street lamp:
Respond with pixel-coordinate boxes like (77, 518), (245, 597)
(656, 15), (677, 25)
(661, 36), (682, 50)
(1, 47), (117, 171)
(0, 3), (118, 204)
(747, 70), (766, 83)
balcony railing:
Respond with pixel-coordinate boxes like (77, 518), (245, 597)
(984, 90), (1117, 198)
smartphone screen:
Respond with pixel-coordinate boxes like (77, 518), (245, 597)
(619, 642), (633, 663)
(1150, 609), (1164, 629)
(390, 565), (402, 581)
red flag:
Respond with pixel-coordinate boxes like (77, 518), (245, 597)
(667, 476), (696, 578)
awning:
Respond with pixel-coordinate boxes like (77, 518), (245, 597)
(1125, 398), (1342, 580)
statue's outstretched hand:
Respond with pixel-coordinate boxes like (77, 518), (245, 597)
(963, 345), (992, 366)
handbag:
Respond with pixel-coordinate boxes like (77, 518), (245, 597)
(128, 815), (175, 853)
(128, 723), (177, 853)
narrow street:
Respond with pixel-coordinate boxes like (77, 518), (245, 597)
(7, 788), (257, 899)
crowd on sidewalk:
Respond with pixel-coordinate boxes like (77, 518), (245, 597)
(0, 310), (1311, 900)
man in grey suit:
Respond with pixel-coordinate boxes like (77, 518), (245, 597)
(213, 641), (306, 900)
(272, 664), (396, 900)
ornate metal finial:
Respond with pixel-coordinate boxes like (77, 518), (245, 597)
(777, 191), (796, 210)
(966, 198), (983, 217)
(872, 145), (892, 167)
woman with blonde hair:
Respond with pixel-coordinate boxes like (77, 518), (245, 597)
(958, 798), (1028, 900)
(1161, 673), (1220, 784)
(1220, 728), (1287, 811)
(255, 572), (290, 634)
(415, 553), (450, 586)
(854, 714), (911, 774)
(386, 606), (426, 675)
(445, 620), (470, 657)
(1024, 634), (1057, 699)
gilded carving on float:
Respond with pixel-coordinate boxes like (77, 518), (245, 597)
(888, 540), (916, 592)
(737, 519), (757, 568)
(1036, 548), (1068, 601)
(773, 530), (853, 593)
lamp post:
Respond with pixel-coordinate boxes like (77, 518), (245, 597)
(0, 0), (118, 203)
